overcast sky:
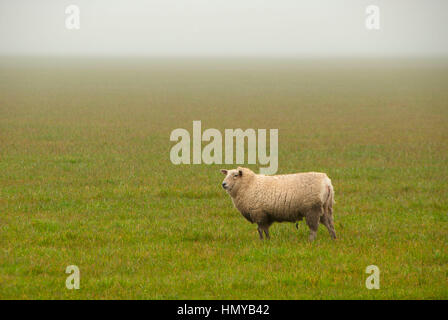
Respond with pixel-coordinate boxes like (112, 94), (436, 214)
(0, 0), (447, 56)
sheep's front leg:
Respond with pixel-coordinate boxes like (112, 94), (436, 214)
(262, 226), (270, 239)
(295, 216), (303, 230)
(257, 224), (271, 240)
(257, 226), (264, 240)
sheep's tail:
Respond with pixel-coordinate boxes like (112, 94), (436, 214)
(324, 181), (335, 217)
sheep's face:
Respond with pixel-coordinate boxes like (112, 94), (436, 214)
(220, 168), (243, 194)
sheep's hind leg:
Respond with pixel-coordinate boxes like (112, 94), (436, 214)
(320, 215), (337, 239)
(305, 210), (321, 242)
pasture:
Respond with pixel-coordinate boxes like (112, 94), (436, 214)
(0, 57), (447, 299)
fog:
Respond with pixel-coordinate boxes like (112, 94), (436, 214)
(0, 0), (447, 56)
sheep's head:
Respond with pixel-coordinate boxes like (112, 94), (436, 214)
(220, 167), (253, 195)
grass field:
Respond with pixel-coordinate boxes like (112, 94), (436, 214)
(0, 57), (447, 299)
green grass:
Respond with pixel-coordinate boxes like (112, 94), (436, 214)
(0, 57), (447, 299)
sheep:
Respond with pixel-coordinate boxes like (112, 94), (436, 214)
(220, 167), (336, 241)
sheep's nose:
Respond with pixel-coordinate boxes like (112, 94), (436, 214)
(222, 182), (227, 189)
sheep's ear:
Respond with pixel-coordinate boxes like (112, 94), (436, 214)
(220, 169), (228, 175)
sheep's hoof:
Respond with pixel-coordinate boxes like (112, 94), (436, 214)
(308, 232), (317, 242)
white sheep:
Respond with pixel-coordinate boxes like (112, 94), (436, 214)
(220, 167), (336, 241)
